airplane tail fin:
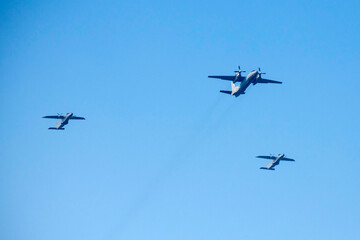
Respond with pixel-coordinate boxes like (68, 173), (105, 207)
(230, 82), (242, 96)
(231, 82), (236, 95)
(259, 162), (275, 170)
(231, 82), (236, 92)
(219, 83), (242, 96)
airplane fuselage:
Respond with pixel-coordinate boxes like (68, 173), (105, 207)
(233, 71), (258, 97)
(57, 113), (73, 128)
(267, 154), (285, 169)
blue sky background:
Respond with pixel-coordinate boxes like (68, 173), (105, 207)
(1, 0), (360, 239)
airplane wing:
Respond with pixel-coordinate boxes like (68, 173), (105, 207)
(281, 157), (295, 161)
(260, 167), (275, 170)
(43, 115), (65, 119)
(70, 116), (85, 120)
(256, 155), (277, 160)
(256, 78), (282, 84)
(208, 75), (245, 82)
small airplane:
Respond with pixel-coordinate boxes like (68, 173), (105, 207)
(208, 66), (282, 97)
(42, 113), (85, 130)
(256, 154), (295, 170)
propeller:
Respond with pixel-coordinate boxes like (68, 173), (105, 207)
(234, 65), (246, 74)
(258, 67), (266, 77)
(253, 67), (266, 85)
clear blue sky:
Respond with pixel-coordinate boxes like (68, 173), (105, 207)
(1, 0), (360, 239)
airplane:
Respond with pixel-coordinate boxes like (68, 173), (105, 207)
(256, 154), (295, 170)
(42, 113), (85, 130)
(208, 66), (282, 97)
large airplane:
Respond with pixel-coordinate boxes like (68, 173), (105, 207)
(208, 66), (282, 97)
(42, 113), (85, 130)
(257, 154), (295, 170)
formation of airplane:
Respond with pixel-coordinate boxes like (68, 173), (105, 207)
(209, 66), (282, 97)
(42, 113), (85, 130)
(42, 65), (295, 170)
(256, 154), (295, 170)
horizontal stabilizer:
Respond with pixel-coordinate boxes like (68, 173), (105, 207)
(220, 90), (232, 95)
(260, 167), (275, 170)
(48, 127), (65, 130)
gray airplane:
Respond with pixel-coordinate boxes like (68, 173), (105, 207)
(208, 66), (282, 97)
(43, 113), (85, 130)
(257, 154), (295, 170)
